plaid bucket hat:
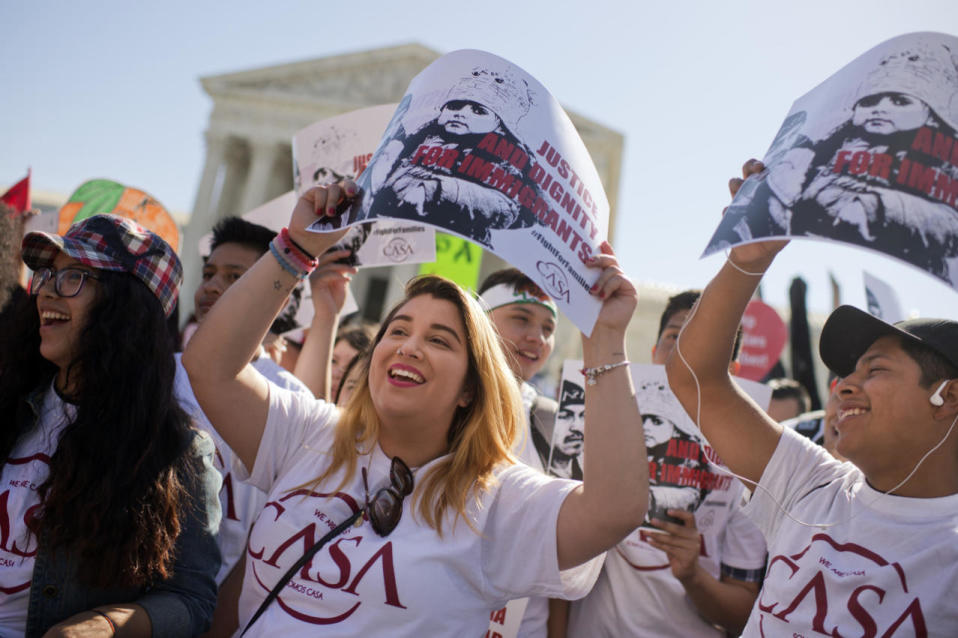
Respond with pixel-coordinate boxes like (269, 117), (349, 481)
(21, 213), (182, 317)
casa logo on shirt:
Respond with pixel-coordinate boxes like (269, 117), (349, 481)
(0, 453), (50, 595)
(248, 489), (406, 624)
(757, 533), (927, 636)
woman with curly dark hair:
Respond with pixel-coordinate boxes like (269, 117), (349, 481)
(0, 213), (221, 637)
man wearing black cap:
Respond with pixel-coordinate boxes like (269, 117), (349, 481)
(666, 165), (958, 635)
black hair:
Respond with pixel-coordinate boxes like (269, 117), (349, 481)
(209, 216), (275, 256)
(898, 337), (958, 388)
(767, 377), (812, 414)
(658, 290), (743, 360)
(0, 271), (197, 587)
(335, 325), (375, 353)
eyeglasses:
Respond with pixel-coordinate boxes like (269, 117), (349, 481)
(30, 267), (100, 298)
(362, 456), (414, 536)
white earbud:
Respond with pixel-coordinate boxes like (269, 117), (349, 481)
(930, 380), (949, 407)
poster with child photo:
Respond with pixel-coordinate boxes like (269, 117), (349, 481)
(307, 49), (610, 335)
(293, 105), (436, 267)
(705, 32), (958, 289)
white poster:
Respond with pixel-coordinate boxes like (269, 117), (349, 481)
(307, 49), (609, 335)
(863, 271), (905, 323)
(293, 106), (436, 268)
(554, 362), (771, 525)
(704, 32), (958, 289)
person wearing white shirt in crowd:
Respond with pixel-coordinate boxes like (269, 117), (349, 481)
(183, 180), (648, 636)
(173, 216), (312, 637)
(568, 289), (766, 637)
(666, 159), (958, 636)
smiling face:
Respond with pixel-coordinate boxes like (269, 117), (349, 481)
(368, 294), (472, 435)
(194, 242), (262, 323)
(36, 252), (101, 377)
(852, 92), (931, 135)
(437, 100), (501, 136)
(833, 336), (936, 478)
(488, 303), (556, 381)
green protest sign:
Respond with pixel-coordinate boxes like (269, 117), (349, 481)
(418, 233), (483, 291)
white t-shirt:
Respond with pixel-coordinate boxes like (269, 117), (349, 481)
(0, 383), (72, 636)
(173, 353), (311, 584)
(568, 453), (766, 637)
(486, 382), (554, 638)
(234, 386), (602, 637)
(742, 427), (958, 637)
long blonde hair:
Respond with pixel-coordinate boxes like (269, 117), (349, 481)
(305, 275), (523, 535)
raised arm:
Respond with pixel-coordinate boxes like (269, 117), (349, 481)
(293, 249), (356, 399)
(665, 160), (787, 485)
(555, 241), (647, 569)
(183, 183), (352, 470)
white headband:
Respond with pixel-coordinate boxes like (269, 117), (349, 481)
(478, 282), (557, 318)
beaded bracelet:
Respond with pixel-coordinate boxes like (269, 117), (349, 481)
(270, 228), (319, 280)
(91, 609), (117, 634)
(580, 360), (629, 386)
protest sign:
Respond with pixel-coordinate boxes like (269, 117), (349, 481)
(293, 105), (436, 267)
(307, 49), (610, 335)
(485, 598), (528, 638)
(58, 179), (180, 252)
(554, 362), (771, 524)
(704, 32), (958, 290)
(417, 232), (483, 291)
(738, 299), (788, 381)
(863, 271), (905, 323)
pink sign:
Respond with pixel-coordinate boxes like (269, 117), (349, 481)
(738, 300), (788, 381)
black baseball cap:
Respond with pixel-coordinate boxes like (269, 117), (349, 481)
(819, 305), (958, 377)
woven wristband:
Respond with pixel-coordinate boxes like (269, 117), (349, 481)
(91, 610), (117, 634)
(269, 240), (311, 280)
(280, 227), (317, 262)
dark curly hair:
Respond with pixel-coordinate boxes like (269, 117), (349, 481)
(0, 270), (197, 587)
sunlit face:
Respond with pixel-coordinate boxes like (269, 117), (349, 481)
(194, 242), (262, 322)
(437, 100), (500, 136)
(36, 252), (100, 375)
(653, 309), (690, 365)
(852, 92), (931, 135)
(832, 336), (933, 474)
(369, 295), (472, 432)
(554, 402), (585, 457)
(822, 385), (846, 461)
(331, 339), (360, 399)
(489, 303), (556, 381)
(643, 413), (676, 448)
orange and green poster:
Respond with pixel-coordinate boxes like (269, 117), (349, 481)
(58, 179), (179, 252)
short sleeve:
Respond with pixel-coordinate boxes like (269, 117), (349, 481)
(232, 385), (338, 493)
(480, 464), (603, 605)
(743, 427), (854, 541)
(719, 488), (767, 581)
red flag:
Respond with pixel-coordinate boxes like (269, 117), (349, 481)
(1, 171), (31, 214)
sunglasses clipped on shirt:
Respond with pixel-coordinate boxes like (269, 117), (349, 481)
(363, 455), (414, 536)
(30, 267), (101, 298)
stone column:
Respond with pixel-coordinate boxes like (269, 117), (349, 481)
(240, 138), (280, 214)
(179, 132), (227, 324)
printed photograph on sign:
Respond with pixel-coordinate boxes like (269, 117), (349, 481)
(307, 49), (610, 335)
(704, 32), (958, 289)
(293, 105), (436, 268)
(539, 360), (587, 480)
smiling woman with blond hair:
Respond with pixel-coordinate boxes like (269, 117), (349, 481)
(184, 180), (648, 636)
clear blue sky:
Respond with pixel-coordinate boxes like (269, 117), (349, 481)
(4, 0), (958, 318)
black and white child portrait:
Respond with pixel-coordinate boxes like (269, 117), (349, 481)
(707, 34), (958, 286)
(361, 64), (542, 247)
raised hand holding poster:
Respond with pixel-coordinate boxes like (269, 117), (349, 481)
(308, 49), (610, 335)
(705, 32), (958, 289)
(293, 105), (435, 267)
